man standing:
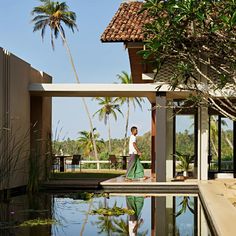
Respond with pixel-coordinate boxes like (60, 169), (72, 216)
(126, 126), (146, 180)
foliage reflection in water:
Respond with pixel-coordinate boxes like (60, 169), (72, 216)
(0, 192), (213, 236)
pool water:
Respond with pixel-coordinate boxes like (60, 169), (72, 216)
(0, 192), (213, 236)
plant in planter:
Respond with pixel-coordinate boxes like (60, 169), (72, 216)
(174, 152), (195, 177)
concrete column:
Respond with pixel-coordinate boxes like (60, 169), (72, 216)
(155, 93), (174, 181)
(166, 107), (174, 180)
(156, 93), (167, 182)
(155, 196), (167, 235)
(166, 195), (174, 233)
(197, 106), (209, 180)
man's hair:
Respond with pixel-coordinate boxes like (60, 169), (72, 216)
(131, 126), (137, 132)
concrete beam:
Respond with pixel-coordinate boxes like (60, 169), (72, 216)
(29, 83), (157, 102)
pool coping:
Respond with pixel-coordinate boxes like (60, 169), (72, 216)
(41, 176), (236, 236)
(198, 180), (236, 236)
(101, 177), (236, 236)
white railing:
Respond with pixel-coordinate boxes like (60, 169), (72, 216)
(53, 156), (151, 171)
(60, 160), (151, 170)
(78, 160), (151, 164)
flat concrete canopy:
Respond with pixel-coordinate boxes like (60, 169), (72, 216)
(29, 83), (236, 102)
(29, 83), (158, 102)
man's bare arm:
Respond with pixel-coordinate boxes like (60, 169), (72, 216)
(133, 142), (141, 156)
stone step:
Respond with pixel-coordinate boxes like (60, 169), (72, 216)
(214, 173), (234, 179)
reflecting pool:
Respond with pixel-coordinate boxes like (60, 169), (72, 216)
(0, 192), (213, 236)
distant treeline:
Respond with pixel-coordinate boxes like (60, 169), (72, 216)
(53, 129), (233, 161)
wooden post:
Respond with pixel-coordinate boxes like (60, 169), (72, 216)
(151, 103), (156, 178)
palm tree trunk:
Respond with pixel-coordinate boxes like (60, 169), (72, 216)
(210, 139), (218, 158)
(223, 131), (233, 150)
(56, 24), (99, 169)
(80, 199), (93, 236)
(123, 98), (130, 156)
(108, 115), (111, 153)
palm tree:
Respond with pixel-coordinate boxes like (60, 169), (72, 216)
(93, 97), (123, 153)
(92, 201), (115, 236)
(175, 196), (195, 217)
(31, 0), (100, 168)
(113, 217), (148, 236)
(116, 71), (144, 155)
(80, 199), (94, 236)
(77, 128), (104, 159)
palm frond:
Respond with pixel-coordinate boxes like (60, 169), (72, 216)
(110, 110), (118, 121)
(32, 19), (49, 32)
(31, 0), (77, 49)
(31, 14), (49, 22)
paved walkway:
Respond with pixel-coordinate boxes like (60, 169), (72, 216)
(199, 179), (236, 236)
(101, 175), (236, 235)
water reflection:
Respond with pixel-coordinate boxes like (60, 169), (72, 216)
(0, 193), (213, 236)
(0, 193), (51, 236)
(126, 196), (147, 236)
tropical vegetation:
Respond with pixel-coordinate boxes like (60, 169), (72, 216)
(31, 0), (100, 167)
(116, 71), (144, 155)
(77, 128), (104, 157)
(52, 117), (233, 172)
(93, 97), (123, 153)
(140, 0), (236, 120)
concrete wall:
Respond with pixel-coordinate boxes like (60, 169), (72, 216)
(0, 49), (4, 132)
(30, 68), (52, 181)
(0, 48), (52, 190)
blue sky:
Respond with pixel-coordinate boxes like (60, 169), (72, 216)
(0, 0), (192, 140)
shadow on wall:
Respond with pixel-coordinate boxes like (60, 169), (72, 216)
(0, 121), (54, 200)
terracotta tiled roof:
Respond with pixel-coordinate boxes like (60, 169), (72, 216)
(101, 2), (151, 42)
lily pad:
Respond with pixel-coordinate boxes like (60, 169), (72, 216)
(90, 206), (135, 216)
(19, 218), (58, 227)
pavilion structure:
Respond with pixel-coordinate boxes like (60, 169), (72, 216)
(1, 3), (236, 192)
(100, 2), (236, 182)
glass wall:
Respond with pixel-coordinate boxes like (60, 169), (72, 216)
(209, 115), (235, 173)
(220, 117), (234, 171)
(208, 115), (219, 171)
(174, 114), (197, 178)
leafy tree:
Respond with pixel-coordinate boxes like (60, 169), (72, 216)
(176, 130), (194, 155)
(93, 97), (123, 153)
(140, 0), (236, 119)
(31, 0), (100, 167)
(116, 71), (144, 155)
